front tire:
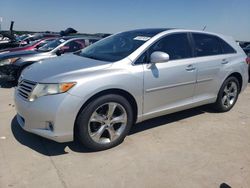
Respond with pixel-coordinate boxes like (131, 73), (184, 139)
(76, 94), (134, 151)
(213, 76), (240, 112)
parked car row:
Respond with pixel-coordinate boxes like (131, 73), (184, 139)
(11, 28), (249, 151)
(0, 22), (76, 50)
(0, 37), (57, 54)
(0, 35), (101, 82)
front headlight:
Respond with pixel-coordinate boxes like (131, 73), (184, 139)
(0, 58), (20, 66)
(28, 82), (76, 101)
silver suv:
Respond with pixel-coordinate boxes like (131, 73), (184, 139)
(15, 29), (249, 151)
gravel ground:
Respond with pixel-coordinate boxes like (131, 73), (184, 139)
(0, 83), (249, 188)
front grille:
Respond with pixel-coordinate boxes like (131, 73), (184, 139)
(17, 80), (37, 100)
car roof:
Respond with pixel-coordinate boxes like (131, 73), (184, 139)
(123, 28), (231, 38)
(59, 35), (102, 40)
(122, 28), (173, 36)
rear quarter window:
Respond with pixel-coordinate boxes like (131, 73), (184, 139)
(192, 33), (222, 57)
(218, 38), (236, 54)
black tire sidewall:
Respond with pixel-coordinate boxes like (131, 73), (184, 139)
(76, 94), (133, 151)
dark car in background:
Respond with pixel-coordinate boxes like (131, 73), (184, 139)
(242, 45), (250, 79)
(0, 36), (100, 83)
(238, 41), (250, 49)
(243, 44), (250, 56)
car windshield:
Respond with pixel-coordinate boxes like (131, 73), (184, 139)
(17, 35), (29, 41)
(38, 38), (66, 52)
(79, 29), (164, 62)
(23, 40), (38, 47)
(245, 44), (250, 49)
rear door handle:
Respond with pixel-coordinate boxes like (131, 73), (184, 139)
(186, 64), (196, 71)
(221, 59), (229, 64)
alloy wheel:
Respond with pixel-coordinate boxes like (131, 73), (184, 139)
(221, 81), (238, 108)
(88, 102), (128, 144)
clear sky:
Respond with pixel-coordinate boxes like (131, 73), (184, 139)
(0, 0), (249, 41)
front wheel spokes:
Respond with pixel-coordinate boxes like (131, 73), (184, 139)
(106, 126), (117, 142)
(107, 103), (117, 118)
(111, 114), (127, 124)
(90, 125), (106, 142)
(90, 111), (106, 124)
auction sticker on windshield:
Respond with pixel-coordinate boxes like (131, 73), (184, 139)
(59, 39), (66, 43)
(133, 36), (151, 41)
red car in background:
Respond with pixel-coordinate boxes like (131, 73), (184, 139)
(0, 38), (57, 54)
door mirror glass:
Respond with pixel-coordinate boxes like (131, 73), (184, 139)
(150, 51), (169, 64)
(56, 46), (69, 56)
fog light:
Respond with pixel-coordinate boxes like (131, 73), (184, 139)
(46, 121), (54, 131)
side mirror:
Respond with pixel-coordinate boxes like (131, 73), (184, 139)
(150, 51), (169, 64)
(56, 49), (63, 56)
(56, 46), (69, 56)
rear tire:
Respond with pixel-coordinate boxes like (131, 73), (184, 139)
(76, 94), (133, 151)
(213, 76), (240, 112)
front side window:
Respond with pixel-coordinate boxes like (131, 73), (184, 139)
(136, 33), (192, 64)
(148, 33), (192, 60)
(63, 40), (85, 53)
(193, 33), (222, 57)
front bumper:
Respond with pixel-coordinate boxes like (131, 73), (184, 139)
(14, 89), (83, 142)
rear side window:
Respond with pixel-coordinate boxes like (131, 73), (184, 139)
(63, 40), (83, 53)
(218, 38), (236, 54)
(148, 33), (192, 60)
(75, 39), (86, 48)
(193, 33), (222, 57)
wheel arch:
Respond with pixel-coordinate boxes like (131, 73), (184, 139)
(17, 61), (36, 76)
(226, 72), (243, 92)
(73, 88), (138, 137)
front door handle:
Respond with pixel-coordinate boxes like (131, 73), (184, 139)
(186, 64), (196, 71)
(221, 59), (229, 64)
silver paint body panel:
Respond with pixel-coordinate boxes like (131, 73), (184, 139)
(15, 29), (249, 142)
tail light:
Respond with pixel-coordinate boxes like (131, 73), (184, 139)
(246, 57), (250, 64)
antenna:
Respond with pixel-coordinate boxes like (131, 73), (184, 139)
(202, 25), (207, 31)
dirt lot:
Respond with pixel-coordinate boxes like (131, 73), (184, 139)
(0, 83), (250, 188)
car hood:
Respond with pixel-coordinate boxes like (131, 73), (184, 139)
(18, 51), (54, 62)
(21, 53), (112, 83)
(0, 50), (39, 60)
